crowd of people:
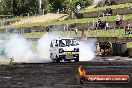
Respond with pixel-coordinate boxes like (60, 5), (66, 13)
(96, 14), (125, 29)
(96, 19), (109, 30)
(94, 13), (131, 35)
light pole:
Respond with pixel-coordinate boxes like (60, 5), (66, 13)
(0, 0), (3, 15)
(38, 0), (42, 15)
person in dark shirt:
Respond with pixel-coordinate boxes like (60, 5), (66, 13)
(98, 19), (102, 29)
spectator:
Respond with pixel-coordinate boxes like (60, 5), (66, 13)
(122, 15), (125, 20)
(76, 4), (81, 12)
(74, 27), (78, 35)
(45, 26), (50, 32)
(120, 15), (125, 25)
(124, 22), (130, 35)
(116, 14), (120, 27)
(10, 56), (14, 64)
(105, 21), (109, 30)
(104, 0), (109, 6)
(98, 19), (102, 29)
(81, 30), (87, 42)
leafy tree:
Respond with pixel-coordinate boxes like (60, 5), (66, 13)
(42, 0), (50, 13)
(0, 0), (93, 16)
(0, 0), (38, 16)
(0, 0), (13, 15)
(49, 0), (64, 12)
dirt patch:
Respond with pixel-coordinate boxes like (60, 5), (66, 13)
(12, 13), (69, 26)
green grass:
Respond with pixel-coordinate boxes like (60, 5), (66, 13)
(127, 42), (132, 48)
(22, 29), (132, 48)
(6, 13), (132, 28)
(0, 29), (131, 48)
(80, 3), (132, 13)
(0, 16), (34, 29)
(20, 29), (132, 38)
(1, 3), (132, 29)
(1, 29), (129, 38)
(59, 29), (132, 37)
(22, 32), (45, 38)
(96, 29), (131, 37)
(0, 16), (33, 22)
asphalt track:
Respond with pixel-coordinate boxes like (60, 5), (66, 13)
(0, 61), (132, 88)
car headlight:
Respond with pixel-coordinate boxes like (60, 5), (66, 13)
(74, 48), (79, 52)
(59, 48), (64, 53)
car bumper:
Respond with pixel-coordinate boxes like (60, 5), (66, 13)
(59, 53), (79, 60)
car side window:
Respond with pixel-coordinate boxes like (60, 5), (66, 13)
(55, 40), (58, 47)
(50, 42), (53, 47)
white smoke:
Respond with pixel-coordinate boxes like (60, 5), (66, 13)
(5, 33), (60, 63)
(5, 35), (33, 62)
(5, 32), (96, 63)
(79, 39), (96, 61)
(32, 32), (60, 63)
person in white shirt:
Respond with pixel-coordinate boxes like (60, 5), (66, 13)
(116, 14), (120, 27)
(105, 22), (109, 30)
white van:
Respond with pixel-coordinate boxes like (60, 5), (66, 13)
(49, 38), (79, 62)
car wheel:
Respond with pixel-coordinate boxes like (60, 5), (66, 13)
(56, 56), (60, 63)
(52, 58), (56, 62)
(75, 57), (79, 62)
(50, 54), (55, 62)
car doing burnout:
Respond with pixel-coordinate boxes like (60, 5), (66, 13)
(49, 38), (79, 62)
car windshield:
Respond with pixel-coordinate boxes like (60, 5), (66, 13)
(59, 39), (77, 47)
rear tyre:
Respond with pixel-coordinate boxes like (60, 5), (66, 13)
(50, 54), (55, 62)
(52, 58), (56, 63)
(56, 56), (60, 63)
(75, 57), (79, 62)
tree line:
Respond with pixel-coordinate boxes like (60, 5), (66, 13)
(0, 0), (93, 16)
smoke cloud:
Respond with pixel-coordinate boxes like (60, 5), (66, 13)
(33, 32), (60, 63)
(5, 33), (60, 63)
(5, 35), (33, 62)
(79, 39), (96, 61)
(4, 32), (96, 63)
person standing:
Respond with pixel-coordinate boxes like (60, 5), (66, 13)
(98, 19), (102, 29)
(116, 14), (120, 27)
(120, 15), (125, 26)
(81, 30), (87, 42)
(74, 27), (78, 35)
(105, 21), (109, 30)
(124, 22), (130, 35)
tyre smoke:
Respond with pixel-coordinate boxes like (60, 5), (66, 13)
(34, 32), (60, 63)
(5, 33), (60, 63)
(79, 39), (96, 61)
(5, 35), (33, 62)
(4, 32), (96, 63)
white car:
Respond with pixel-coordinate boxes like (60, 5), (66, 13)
(49, 38), (79, 62)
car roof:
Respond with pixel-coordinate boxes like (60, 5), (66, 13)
(59, 37), (75, 39)
(51, 38), (75, 41)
